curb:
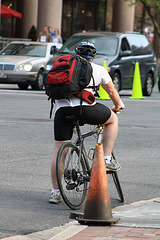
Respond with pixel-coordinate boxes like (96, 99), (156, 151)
(1, 221), (87, 240)
(2, 198), (160, 240)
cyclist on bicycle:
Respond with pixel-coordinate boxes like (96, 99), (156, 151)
(49, 41), (125, 204)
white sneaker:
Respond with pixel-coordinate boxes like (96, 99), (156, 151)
(49, 191), (61, 204)
(105, 157), (121, 172)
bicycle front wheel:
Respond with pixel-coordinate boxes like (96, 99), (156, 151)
(56, 142), (88, 210)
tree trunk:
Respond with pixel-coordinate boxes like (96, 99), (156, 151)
(140, 5), (146, 34)
(153, 12), (160, 62)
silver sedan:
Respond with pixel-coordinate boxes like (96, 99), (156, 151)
(0, 41), (62, 90)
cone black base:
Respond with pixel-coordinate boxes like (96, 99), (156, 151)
(77, 216), (120, 225)
(70, 212), (84, 220)
(70, 212), (120, 225)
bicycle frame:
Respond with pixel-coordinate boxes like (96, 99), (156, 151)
(73, 122), (105, 175)
(56, 118), (124, 210)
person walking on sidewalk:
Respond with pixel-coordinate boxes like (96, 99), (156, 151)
(49, 42), (125, 204)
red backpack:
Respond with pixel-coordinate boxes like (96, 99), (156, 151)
(44, 54), (98, 103)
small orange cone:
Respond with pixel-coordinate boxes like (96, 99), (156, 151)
(77, 143), (120, 225)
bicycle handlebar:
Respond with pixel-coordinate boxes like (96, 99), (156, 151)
(112, 99), (125, 114)
(113, 107), (125, 114)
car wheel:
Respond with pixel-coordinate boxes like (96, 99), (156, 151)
(143, 73), (153, 96)
(18, 83), (29, 90)
(113, 72), (120, 92)
(32, 69), (44, 90)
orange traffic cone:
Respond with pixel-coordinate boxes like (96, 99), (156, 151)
(77, 143), (120, 225)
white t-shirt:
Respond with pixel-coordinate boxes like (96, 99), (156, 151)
(55, 62), (111, 112)
(40, 36), (47, 42)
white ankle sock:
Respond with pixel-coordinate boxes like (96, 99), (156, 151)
(52, 188), (60, 193)
(104, 155), (112, 163)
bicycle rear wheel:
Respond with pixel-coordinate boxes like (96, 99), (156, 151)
(56, 142), (88, 210)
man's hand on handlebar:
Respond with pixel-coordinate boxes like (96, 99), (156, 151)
(111, 106), (123, 113)
(111, 99), (125, 113)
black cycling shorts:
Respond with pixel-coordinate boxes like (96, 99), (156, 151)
(54, 103), (111, 141)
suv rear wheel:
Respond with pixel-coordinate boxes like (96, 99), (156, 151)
(113, 72), (120, 92)
(143, 73), (153, 96)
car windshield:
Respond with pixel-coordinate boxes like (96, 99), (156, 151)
(60, 36), (118, 56)
(0, 43), (47, 57)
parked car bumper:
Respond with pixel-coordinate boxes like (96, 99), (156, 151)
(0, 71), (38, 84)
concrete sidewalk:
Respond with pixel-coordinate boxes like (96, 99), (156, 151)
(2, 197), (160, 240)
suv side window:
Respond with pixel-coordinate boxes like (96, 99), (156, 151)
(126, 35), (141, 55)
(121, 38), (130, 51)
(138, 35), (152, 54)
(126, 34), (152, 55)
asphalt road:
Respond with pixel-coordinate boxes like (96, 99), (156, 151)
(0, 84), (160, 238)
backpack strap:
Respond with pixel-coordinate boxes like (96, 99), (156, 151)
(85, 74), (100, 98)
(92, 75), (100, 98)
(48, 97), (54, 119)
(75, 90), (95, 104)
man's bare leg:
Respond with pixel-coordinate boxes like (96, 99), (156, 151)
(51, 140), (70, 189)
(102, 111), (118, 156)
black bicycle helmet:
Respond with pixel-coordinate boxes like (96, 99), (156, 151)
(75, 41), (96, 58)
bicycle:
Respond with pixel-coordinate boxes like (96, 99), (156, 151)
(56, 115), (124, 210)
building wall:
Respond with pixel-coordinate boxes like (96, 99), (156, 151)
(112, 0), (135, 32)
(16, 0), (62, 39)
(37, 0), (63, 37)
(5, 0), (136, 40)
(21, 0), (38, 38)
